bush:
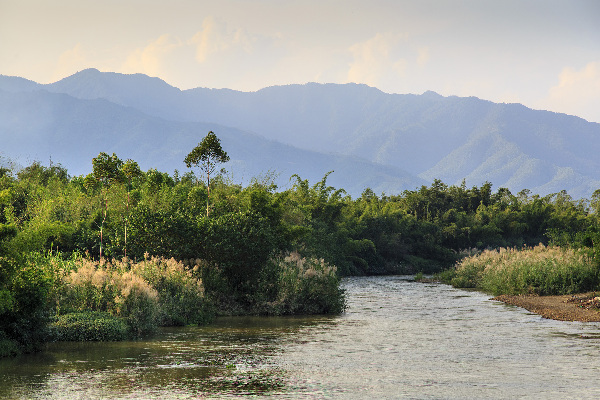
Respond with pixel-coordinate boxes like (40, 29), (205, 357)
(133, 256), (212, 326)
(55, 255), (211, 336)
(0, 258), (54, 354)
(59, 258), (160, 336)
(49, 311), (129, 341)
(198, 211), (282, 293)
(58, 258), (120, 314)
(257, 252), (346, 315)
(0, 332), (19, 357)
(114, 271), (159, 336)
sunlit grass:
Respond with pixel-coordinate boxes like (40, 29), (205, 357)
(44, 253), (211, 338)
(447, 244), (599, 296)
(255, 251), (346, 315)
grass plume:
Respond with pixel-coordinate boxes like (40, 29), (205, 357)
(446, 244), (599, 296)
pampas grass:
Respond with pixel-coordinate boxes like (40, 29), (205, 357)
(53, 254), (210, 337)
(265, 251), (346, 315)
(449, 244), (599, 295)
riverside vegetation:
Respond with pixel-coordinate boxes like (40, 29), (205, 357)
(2, 133), (600, 356)
(440, 244), (598, 296)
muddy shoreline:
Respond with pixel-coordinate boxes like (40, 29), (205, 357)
(493, 292), (600, 322)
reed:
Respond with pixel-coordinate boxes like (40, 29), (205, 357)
(449, 244), (599, 296)
(52, 254), (210, 338)
(263, 251), (346, 315)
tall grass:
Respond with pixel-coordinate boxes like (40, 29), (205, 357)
(18, 249), (346, 344)
(448, 244), (599, 296)
(256, 251), (346, 315)
(134, 256), (211, 326)
(51, 254), (211, 337)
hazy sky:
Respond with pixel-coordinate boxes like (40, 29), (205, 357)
(1, 0), (599, 122)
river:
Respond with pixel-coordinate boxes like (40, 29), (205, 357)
(1, 276), (600, 399)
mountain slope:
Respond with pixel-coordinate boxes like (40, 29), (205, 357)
(0, 74), (40, 93)
(0, 89), (425, 196)
(2, 69), (600, 198)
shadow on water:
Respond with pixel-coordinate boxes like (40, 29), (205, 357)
(0, 315), (337, 399)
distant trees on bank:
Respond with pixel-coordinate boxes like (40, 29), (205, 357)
(1, 131), (599, 355)
(2, 145), (599, 276)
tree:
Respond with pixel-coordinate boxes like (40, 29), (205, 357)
(121, 160), (142, 258)
(92, 153), (125, 187)
(92, 153), (125, 258)
(16, 161), (68, 185)
(184, 131), (230, 216)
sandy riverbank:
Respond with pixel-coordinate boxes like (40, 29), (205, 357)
(493, 293), (600, 322)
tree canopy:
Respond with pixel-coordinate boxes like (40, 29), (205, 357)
(184, 131), (230, 216)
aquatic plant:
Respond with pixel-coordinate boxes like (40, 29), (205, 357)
(49, 311), (129, 341)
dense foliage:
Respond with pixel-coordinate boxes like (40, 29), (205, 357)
(1, 147), (600, 355)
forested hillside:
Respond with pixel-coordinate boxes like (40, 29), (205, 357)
(0, 88), (425, 196)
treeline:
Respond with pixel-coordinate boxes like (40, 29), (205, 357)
(2, 149), (600, 354)
(2, 157), (600, 275)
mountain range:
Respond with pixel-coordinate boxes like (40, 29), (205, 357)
(1, 68), (599, 199)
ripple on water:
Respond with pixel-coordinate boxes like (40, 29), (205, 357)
(2, 276), (600, 399)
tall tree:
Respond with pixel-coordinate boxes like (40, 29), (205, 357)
(121, 159), (142, 258)
(92, 152), (124, 258)
(184, 131), (230, 216)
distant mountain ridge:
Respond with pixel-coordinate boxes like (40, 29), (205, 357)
(1, 68), (599, 198)
(0, 81), (426, 196)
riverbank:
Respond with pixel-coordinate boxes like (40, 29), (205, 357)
(493, 292), (600, 322)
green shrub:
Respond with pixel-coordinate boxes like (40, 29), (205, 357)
(0, 258), (54, 354)
(257, 252), (346, 315)
(58, 258), (159, 336)
(49, 311), (129, 341)
(55, 255), (211, 336)
(0, 332), (19, 357)
(114, 271), (159, 336)
(198, 211), (283, 293)
(134, 256), (213, 326)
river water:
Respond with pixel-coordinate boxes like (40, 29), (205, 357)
(1, 276), (600, 399)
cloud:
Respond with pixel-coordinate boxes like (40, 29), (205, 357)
(52, 43), (90, 81)
(177, 17), (292, 90)
(113, 18), (288, 90)
(416, 47), (430, 67)
(541, 61), (600, 123)
(347, 33), (409, 87)
(121, 34), (183, 77)
(346, 32), (430, 91)
(189, 16), (255, 64)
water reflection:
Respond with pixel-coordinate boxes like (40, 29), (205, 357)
(2, 276), (600, 399)
(0, 316), (332, 399)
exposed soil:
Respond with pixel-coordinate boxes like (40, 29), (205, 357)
(492, 292), (600, 322)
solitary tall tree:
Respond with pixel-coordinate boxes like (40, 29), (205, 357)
(184, 131), (229, 216)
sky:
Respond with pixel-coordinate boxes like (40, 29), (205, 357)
(1, 0), (599, 123)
